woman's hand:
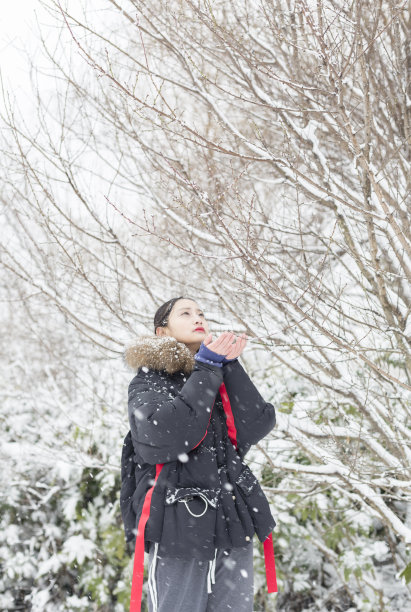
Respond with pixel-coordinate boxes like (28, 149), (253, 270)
(203, 331), (247, 359)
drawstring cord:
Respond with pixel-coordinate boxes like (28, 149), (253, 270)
(148, 542), (159, 612)
(178, 492), (209, 517)
(207, 548), (217, 593)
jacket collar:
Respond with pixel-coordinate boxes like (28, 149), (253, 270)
(123, 335), (196, 375)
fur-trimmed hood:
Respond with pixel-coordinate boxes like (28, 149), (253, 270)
(123, 335), (197, 375)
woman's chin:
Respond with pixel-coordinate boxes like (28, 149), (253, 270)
(191, 331), (205, 341)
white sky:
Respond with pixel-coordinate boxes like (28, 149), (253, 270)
(0, 1), (108, 122)
(0, 1), (58, 119)
(0, 1), (38, 94)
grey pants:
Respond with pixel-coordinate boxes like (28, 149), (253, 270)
(147, 541), (254, 612)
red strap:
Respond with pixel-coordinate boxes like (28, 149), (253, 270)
(220, 383), (278, 593)
(129, 463), (164, 612)
(219, 382), (238, 450)
(263, 532), (278, 592)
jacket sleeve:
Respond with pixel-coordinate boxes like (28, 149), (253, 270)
(222, 359), (276, 455)
(128, 361), (224, 465)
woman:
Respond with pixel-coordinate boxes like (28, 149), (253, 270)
(122, 296), (277, 612)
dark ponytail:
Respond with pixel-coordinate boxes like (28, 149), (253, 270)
(154, 296), (196, 334)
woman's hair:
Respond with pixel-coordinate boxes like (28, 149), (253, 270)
(153, 296), (197, 333)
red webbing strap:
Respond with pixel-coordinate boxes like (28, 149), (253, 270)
(220, 382), (278, 593)
(129, 463), (164, 612)
(263, 532), (278, 592)
(219, 382), (238, 450)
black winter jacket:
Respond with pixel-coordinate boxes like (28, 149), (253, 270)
(122, 335), (277, 561)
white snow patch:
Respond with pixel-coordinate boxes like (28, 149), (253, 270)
(371, 541), (389, 561)
(178, 453), (189, 463)
(62, 535), (95, 564)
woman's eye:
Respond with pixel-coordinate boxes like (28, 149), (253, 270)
(183, 312), (204, 316)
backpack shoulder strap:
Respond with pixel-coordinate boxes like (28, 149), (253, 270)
(120, 430), (137, 543)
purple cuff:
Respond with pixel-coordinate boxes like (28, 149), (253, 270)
(194, 342), (225, 368)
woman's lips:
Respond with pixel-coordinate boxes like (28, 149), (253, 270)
(194, 328), (205, 332)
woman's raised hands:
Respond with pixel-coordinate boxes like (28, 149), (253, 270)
(203, 331), (247, 360)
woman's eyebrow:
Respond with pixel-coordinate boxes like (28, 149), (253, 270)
(176, 307), (203, 312)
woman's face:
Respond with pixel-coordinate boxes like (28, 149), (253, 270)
(156, 299), (210, 353)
